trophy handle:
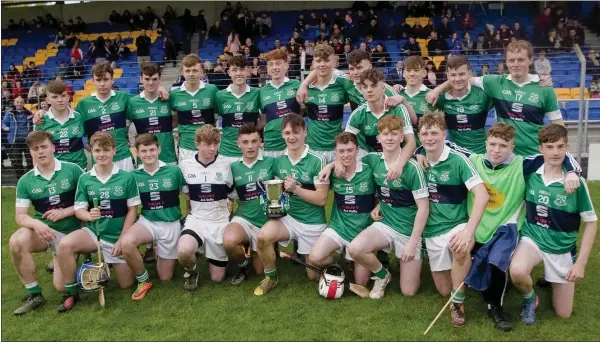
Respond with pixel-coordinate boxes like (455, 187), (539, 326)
(256, 177), (265, 193)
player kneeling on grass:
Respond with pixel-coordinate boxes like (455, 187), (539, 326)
(417, 112), (489, 327)
(57, 132), (141, 312)
(509, 124), (597, 324)
(120, 134), (187, 300)
(223, 123), (275, 284)
(10, 130), (84, 315)
(177, 125), (234, 291)
(253, 114), (329, 296)
(348, 115), (429, 299)
(309, 132), (375, 287)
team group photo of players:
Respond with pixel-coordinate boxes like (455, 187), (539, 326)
(8, 39), (597, 333)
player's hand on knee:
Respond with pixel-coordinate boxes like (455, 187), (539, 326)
(112, 240), (123, 257)
(401, 240), (417, 262)
(566, 263), (585, 282)
(34, 225), (56, 243)
(450, 230), (473, 254)
(563, 172), (580, 194)
(416, 154), (429, 169)
(370, 204), (383, 221)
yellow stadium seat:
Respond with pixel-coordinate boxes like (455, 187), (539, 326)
(1, 40), (7, 46)
(24, 104), (33, 111)
(85, 79), (94, 85)
(16, 65), (23, 72)
(555, 88), (571, 99)
(9, 39), (18, 45)
(418, 17), (430, 26)
(432, 56), (445, 69)
(113, 68), (123, 78)
(119, 32), (131, 39)
(84, 83), (96, 91)
(127, 43), (137, 52)
(406, 18), (416, 27)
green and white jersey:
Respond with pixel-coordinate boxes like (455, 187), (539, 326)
(127, 92), (177, 163)
(273, 145), (328, 224)
(473, 74), (562, 156)
(348, 82), (398, 111)
(306, 74), (352, 151)
(16, 159), (83, 234)
(329, 161), (376, 242)
(522, 165), (597, 254)
(38, 108), (87, 170)
(259, 78), (301, 152)
(422, 145), (483, 238)
(74, 165), (141, 243)
(216, 85), (261, 157)
(345, 98), (414, 153)
(231, 155), (276, 227)
(132, 162), (185, 222)
(363, 154), (429, 236)
(75, 90), (132, 162)
(400, 84), (434, 146)
(170, 82), (218, 151)
(434, 85), (493, 154)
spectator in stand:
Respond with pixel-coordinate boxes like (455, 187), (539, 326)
(18, 19), (30, 31)
(292, 31), (305, 46)
(273, 39), (282, 50)
(316, 32), (329, 45)
(437, 16), (453, 39)
(2, 89), (14, 113)
(70, 40), (84, 62)
(54, 61), (68, 79)
(476, 34), (490, 55)
(136, 29), (152, 65)
(586, 50), (600, 77)
(182, 8), (196, 54)
(197, 9), (208, 47)
(427, 31), (448, 56)
(331, 25), (344, 43)
(423, 60), (438, 87)
(495, 62), (507, 75)
(448, 32), (461, 55)
(402, 36), (421, 56)
(590, 80), (600, 98)
(134, 9), (147, 30)
(66, 57), (85, 80)
(552, 7), (567, 27)
(221, 2), (233, 19)
(221, 12), (234, 38)
(127, 16), (137, 31)
(571, 19), (585, 44)
(114, 34), (129, 59)
(385, 18), (398, 39)
(490, 32), (505, 54)
(479, 63), (490, 76)
(7, 19), (18, 30)
(74, 16), (87, 33)
(304, 40), (315, 57)
(209, 21), (223, 40)
(344, 14), (359, 43)
(122, 10), (132, 24)
(535, 7), (553, 45)
(462, 32), (475, 54)
(484, 24), (496, 43)
(163, 31), (177, 67)
(359, 42), (368, 51)
(46, 14), (58, 29)
(104, 39), (118, 63)
(23, 61), (40, 88)
(413, 21), (427, 39)
(534, 50), (552, 76)
(144, 6), (156, 23)
(245, 38), (261, 57)
(257, 12), (271, 38)
(386, 59), (405, 86)
(287, 36), (300, 56)
(498, 24), (512, 46)
(27, 81), (43, 104)
(563, 28), (584, 50)
(109, 10), (122, 25)
(396, 17), (411, 39)
(331, 37), (343, 55)
(295, 14), (306, 33)
(372, 43), (391, 68)
(320, 12), (330, 27)
(316, 22), (329, 39)
(2, 96), (33, 178)
(556, 21), (568, 40)
(460, 12), (476, 30)
(6, 64), (21, 84)
(161, 5), (175, 23)
(54, 31), (67, 48)
(511, 21), (525, 40)
(307, 12), (320, 28)
(547, 29), (563, 52)
(232, 2), (243, 18)
(227, 30), (241, 54)
(365, 18), (379, 39)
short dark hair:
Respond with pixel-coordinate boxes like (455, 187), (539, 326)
(347, 49), (371, 66)
(446, 55), (472, 71)
(228, 55), (248, 68)
(91, 61), (114, 78)
(45, 79), (67, 95)
(539, 124), (568, 144)
(26, 130), (54, 148)
(239, 122), (260, 137)
(134, 133), (159, 149)
(359, 69), (385, 86)
(281, 113), (305, 130)
(334, 132), (358, 148)
(140, 62), (161, 77)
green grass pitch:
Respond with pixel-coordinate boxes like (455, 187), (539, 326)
(2, 184), (600, 340)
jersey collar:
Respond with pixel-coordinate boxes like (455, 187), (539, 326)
(536, 164), (565, 186)
(91, 90), (117, 103)
(139, 91), (159, 103)
(483, 153), (516, 170)
(444, 84), (472, 101)
(427, 144), (450, 166)
(380, 151), (401, 171)
(240, 152), (263, 168)
(89, 164), (120, 184)
(45, 107), (75, 122)
(226, 84), (251, 99)
(345, 160), (364, 182)
(180, 81), (206, 96)
(139, 160), (166, 176)
(284, 144), (310, 166)
(33, 158), (62, 179)
(365, 96), (390, 118)
(267, 77), (290, 89)
(507, 74), (540, 87)
(308, 73), (337, 91)
(403, 84), (428, 98)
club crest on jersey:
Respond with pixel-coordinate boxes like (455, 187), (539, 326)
(61, 179), (70, 189)
(359, 182), (368, 192)
(330, 93), (340, 102)
(392, 179), (402, 187)
(440, 171), (450, 182)
(215, 172), (223, 181)
(160, 106), (169, 114)
(114, 186), (124, 196)
(163, 178), (172, 187)
(528, 93), (539, 104)
(287, 89), (295, 96)
(203, 98), (211, 106)
(554, 194), (567, 207)
(259, 169), (268, 178)
(301, 172), (310, 181)
(419, 103), (430, 111)
(245, 103), (254, 111)
(111, 102), (120, 111)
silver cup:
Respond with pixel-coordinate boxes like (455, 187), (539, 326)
(259, 179), (287, 218)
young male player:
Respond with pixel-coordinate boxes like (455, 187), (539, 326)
(417, 112), (489, 327)
(57, 132), (140, 312)
(9, 130), (83, 315)
(37, 80), (87, 170)
(215, 55), (261, 164)
(394, 56), (435, 133)
(253, 114), (329, 296)
(426, 40), (563, 156)
(260, 49), (301, 157)
(308, 132), (375, 287)
(170, 54), (219, 162)
(177, 125), (234, 291)
(223, 123), (275, 284)
(348, 115), (429, 299)
(418, 123), (581, 331)
(127, 62), (177, 164)
(510, 124), (597, 324)
(120, 134), (186, 300)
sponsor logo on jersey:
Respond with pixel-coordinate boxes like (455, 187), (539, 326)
(359, 182), (368, 192)
(111, 103), (120, 111)
(511, 102), (523, 113)
(334, 183), (341, 189)
(114, 186), (124, 196)
(235, 175), (242, 181)
(215, 172), (223, 181)
(469, 104), (481, 111)
(439, 171), (450, 181)
(554, 194), (567, 207)
(163, 178), (172, 187)
(61, 179), (70, 189)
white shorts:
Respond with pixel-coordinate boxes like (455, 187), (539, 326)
(220, 155), (242, 165)
(279, 215), (326, 255)
(230, 216), (261, 252)
(371, 222), (421, 260)
(137, 215), (181, 259)
(521, 236), (574, 284)
(425, 223), (467, 272)
(321, 228), (352, 260)
(47, 231), (67, 255)
(114, 157), (135, 172)
(178, 147), (196, 163)
(312, 150), (336, 163)
(263, 150), (285, 158)
(181, 214), (228, 262)
(82, 227), (126, 264)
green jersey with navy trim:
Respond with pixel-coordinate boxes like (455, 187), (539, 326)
(259, 78), (301, 152)
(38, 108), (87, 170)
(400, 85), (433, 146)
(74, 165), (141, 243)
(170, 82), (218, 151)
(127, 92), (177, 163)
(231, 155), (276, 227)
(75, 90), (132, 162)
(215, 85), (261, 157)
(16, 159), (83, 234)
(132, 163), (185, 222)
